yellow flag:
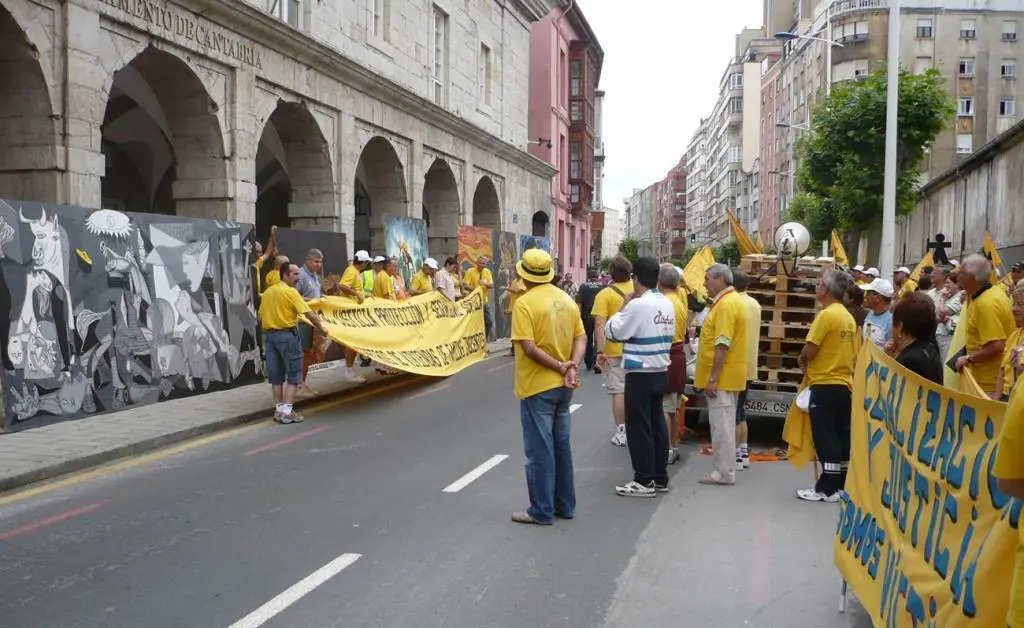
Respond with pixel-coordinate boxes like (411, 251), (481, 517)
(909, 250), (934, 282)
(754, 230), (765, 249)
(943, 300), (969, 388)
(830, 230), (849, 267)
(984, 231), (1003, 284)
(683, 245), (715, 301)
(726, 210), (762, 256)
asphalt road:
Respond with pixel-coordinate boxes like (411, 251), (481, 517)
(0, 353), (871, 628)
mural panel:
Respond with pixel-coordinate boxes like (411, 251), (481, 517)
(520, 235), (552, 254)
(383, 215), (427, 291)
(271, 228), (349, 295)
(0, 200), (263, 430)
(492, 231), (519, 340)
(457, 225), (497, 334)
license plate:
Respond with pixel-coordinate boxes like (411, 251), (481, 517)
(744, 399), (791, 418)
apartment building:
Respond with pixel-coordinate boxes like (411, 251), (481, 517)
(624, 185), (655, 255)
(652, 158), (688, 260)
(685, 120), (712, 244)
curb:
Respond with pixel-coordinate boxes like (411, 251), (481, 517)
(0, 375), (419, 494)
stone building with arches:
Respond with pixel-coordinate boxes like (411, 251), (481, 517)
(0, 0), (556, 258)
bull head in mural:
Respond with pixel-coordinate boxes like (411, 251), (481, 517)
(20, 208), (65, 272)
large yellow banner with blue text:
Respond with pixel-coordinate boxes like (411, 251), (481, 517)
(837, 342), (1019, 627)
(310, 289), (487, 377)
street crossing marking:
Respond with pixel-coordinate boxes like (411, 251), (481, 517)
(442, 454), (509, 493)
(570, 404), (582, 413)
(226, 552), (362, 628)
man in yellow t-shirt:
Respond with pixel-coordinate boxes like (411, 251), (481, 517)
(510, 249), (586, 526)
(695, 263), (749, 486)
(591, 256), (634, 447)
(732, 268), (762, 471)
(409, 258), (438, 296)
(954, 254), (1015, 397)
(659, 264), (689, 465)
(373, 258), (398, 300)
(336, 250), (371, 382)
(258, 262), (327, 424)
(894, 266), (918, 299)
(463, 257), (495, 341)
(995, 380), (1024, 628)
(796, 268), (858, 502)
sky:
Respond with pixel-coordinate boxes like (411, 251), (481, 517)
(578, 0), (764, 211)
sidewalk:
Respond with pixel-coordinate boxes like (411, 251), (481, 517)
(601, 451), (872, 628)
(0, 342), (510, 493)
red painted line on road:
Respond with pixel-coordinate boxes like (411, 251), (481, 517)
(244, 425), (333, 457)
(406, 383), (451, 401)
(0, 500), (109, 541)
(749, 514), (773, 606)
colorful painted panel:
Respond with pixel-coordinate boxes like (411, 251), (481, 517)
(520, 235), (551, 254)
(492, 231), (520, 340)
(383, 215), (428, 291)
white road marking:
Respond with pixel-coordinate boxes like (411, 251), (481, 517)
(406, 382), (451, 400)
(487, 361), (513, 372)
(570, 403), (582, 413)
(226, 553), (362, 628)
(442, 455), (509, 493)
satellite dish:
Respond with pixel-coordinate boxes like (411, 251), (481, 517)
(775, 222), (812, 258)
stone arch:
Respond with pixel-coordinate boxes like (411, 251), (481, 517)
(255, 100), (336, 240)
(101, 46), (228, 217)
(354, 136), (408, 254)
(471, 175), (501, 232)
(0, 4), (60, 202)
(422, 159), (461, 260)
(531, 211), (550, 238)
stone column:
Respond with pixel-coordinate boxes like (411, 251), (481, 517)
(231, 68), (259, 225)
(64, 3), (107, 208)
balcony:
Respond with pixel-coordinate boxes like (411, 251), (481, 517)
(831, 0), (886, 19)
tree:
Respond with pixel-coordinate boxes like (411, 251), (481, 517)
(617, 238), (640, 262)
(795, 64), (955, 263)
(712, 241), (741, 267)
(598, 257), (614, 272)
(785, 192), (839, 244)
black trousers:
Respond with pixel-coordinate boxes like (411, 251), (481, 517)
(808, 384), (852, 495)
(624, 371), (669, 486)
(583, 316), (596, 369)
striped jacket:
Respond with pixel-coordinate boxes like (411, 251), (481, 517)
(605, 290), (675, 372)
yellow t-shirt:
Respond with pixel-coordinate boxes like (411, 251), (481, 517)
(1002, 327), (1024, 394)
(898, 278), (918, 298)
(665, 290), (687, 344)
(511, 283), (585, 399)
(995, 381), (1024, 628)
(374, 270), (396, 299)
(258, 281), (311, 330)
(463, 267), (493, 302)
(805, 302), (858, 388)
(695, 289), (749, 392)
(742, 292), (762, 382)
(591, 281), (634, 358)
(964, 285), (1015, 393)
(507, 277), (527, 314)
(340, 264), (363, 301)
(410, 270), (433, 295)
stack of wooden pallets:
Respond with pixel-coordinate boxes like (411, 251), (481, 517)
(740, 254), (837, 394)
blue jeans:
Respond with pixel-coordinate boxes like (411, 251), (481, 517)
(520, 386), (576, 523)
(264, 329), (302, 385)
(483, 303), (494, 337)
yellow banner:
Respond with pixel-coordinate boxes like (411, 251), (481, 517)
(683, 245), (715, 301)
(831, 229), (849, 267)
(310, 289), (487, 377)
(727, 210), (762, 256)
(910, 250), (935, 282)
(837, 342), (1019, 627)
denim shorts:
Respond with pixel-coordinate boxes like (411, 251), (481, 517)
(264, 329), (302, 385)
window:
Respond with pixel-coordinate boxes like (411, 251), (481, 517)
(728, 73), (743, 89)
(728, 97), (743, 113)
(269, 0), (300, 27)
(960, 19), (976, 39)
(570, 60), (582, 97)
(1003, 59), (1017, 78)
(569, 142), (581, 179)
(728, 146), (741, 163)
(1001, 98), (1016, 116)
(478, 43), (492, 105)
(570, 184), (580, 204)
(959, 58), (975, 77)
(833, 19), (869, 43)
(430, 6), (448, 105)
(370, 0), (389, 39)
(569, 101), (582, 122)
(956, 133), (973, 154)
(1003, 21), (1018, 41)
(916, 18), (933, 39)
(958, 97), (974, 116)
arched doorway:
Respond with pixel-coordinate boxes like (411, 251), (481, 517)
(0, 6), (58, 202)
(354, 136), (407, 254)
(101, 47), (227, 217)
(472, 176), (501, 231)
(422, 159), (461, 260)
(531, 211), (549, 237)
(255, 101), (335, 241)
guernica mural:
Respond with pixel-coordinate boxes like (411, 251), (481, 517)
(0, 200), (265, 429)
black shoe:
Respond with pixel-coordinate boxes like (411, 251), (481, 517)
(360, 357), (371, 367)
(593, 367), (602, 374)
(654, 482), (670, 493)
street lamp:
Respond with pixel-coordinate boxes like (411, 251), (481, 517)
(776, 121), (810, 132)
(878, 0), (901, 279)
(775, 23), (844, 96)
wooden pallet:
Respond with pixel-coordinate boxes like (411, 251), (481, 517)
(748, 289), (817, 309)
(760, 337), (808, 354)
(748, 380), (800, 393)
(766, 321), (813, 340)
(761, 306), (818, 326)
(758, 367), (804, 385)
(762, 353), (801, 370)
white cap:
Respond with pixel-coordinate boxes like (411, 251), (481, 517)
(865, 267), (880, 277)
(896, 266), (911, 275)
(859, 278), (894, 299)
(950, 259), (960, 267)
(373, 255), (386, 264)
(853, 265), (865, 272)
(424, 257), (439, 270)
(355, 250), (371, 262)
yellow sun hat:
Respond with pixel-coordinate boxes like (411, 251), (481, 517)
(516, 248), (555, 284)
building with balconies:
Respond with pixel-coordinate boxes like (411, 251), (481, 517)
(652, 158), (688, 260)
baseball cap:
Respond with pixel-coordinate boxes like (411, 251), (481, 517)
(423, 257), (439, 270)
(354, 250), (371, 263)
(1012, 262), (1023, 272)
(373, 256), (386, 264)
(865, 267), (880, 278)
(950, 259), (960, 267)
(516, 249), (555, 283)
(896, 266), (911, 275)
(860, 278), (895, 299)
(853, 265), (865, 272)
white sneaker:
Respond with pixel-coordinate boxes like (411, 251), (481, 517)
(344, 369), (367, 384)
(610, 429), (627, 447)
(796, 487), (841, 503)
(736, 458), (746, 471)
(615, 480), (657, 498)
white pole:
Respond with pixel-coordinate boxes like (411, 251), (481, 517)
(825, 4), (832, 96)
(878, 0), (900, 280)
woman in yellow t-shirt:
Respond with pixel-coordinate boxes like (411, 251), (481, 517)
(995, 381), (1024, 627)
(995, 284), (1024, 400)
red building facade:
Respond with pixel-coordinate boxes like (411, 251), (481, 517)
(654, 157), (687, 260)
(758, 55), (784, 245)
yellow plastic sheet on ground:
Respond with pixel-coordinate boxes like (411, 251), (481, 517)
(836, 342), (1018, 627)
(310, 289), (487, 377)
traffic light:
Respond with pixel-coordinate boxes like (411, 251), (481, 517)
(689, 233), (696, 244)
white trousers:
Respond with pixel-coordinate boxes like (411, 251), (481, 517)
(707, 391), (738, 483)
